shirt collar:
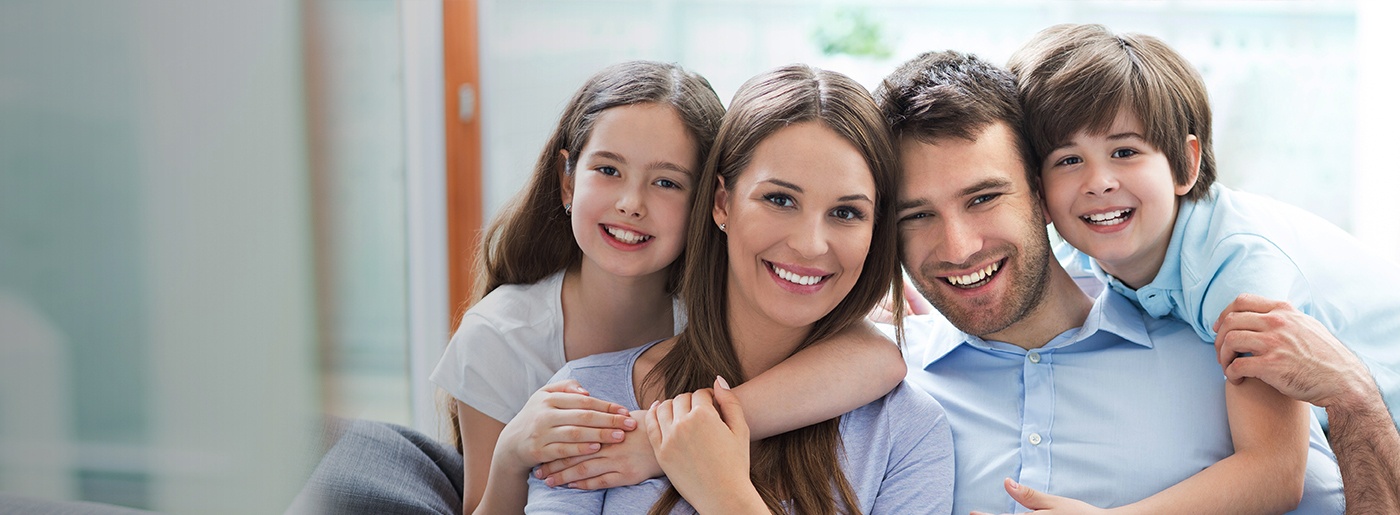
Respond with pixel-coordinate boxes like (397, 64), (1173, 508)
(917, 276), (1154, 369)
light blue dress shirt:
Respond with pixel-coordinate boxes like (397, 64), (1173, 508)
(898, 275), (1344, 514)
(1061, 183), (1400, 429)
(526, 341), (956, 514)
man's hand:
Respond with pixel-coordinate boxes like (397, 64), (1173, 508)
(1213, 293), (1373, 409)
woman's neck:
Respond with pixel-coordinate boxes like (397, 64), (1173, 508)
(560, 260), (675, 361)
(725, 282), (809, 382)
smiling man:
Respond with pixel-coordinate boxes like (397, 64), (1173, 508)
(876, 50), (1345, 514)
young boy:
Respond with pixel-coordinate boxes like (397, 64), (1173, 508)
(1007, 23), (1400, 432)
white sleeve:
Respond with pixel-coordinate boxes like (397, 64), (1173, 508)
(429, 310), (553, 424)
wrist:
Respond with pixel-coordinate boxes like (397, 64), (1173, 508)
(1325, 376), (1385, 420)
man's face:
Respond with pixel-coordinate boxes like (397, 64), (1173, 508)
(896, 122), (1052, 338)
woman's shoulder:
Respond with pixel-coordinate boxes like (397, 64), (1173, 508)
(841, 382), (949, 439)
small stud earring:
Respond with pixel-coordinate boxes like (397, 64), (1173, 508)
(718, 223), (726, 232)
(564, 203), (572, 216)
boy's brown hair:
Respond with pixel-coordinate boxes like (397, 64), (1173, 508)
(1008, 23), (1215, 200)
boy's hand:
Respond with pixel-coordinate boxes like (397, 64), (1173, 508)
(535, 409), (660, 489)
(1213, 293), (1374, 409)
(969, 478), (1108, 515)
(494, 379), (634, 475)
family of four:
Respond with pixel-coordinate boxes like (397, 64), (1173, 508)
(299, 23), (1400, 514)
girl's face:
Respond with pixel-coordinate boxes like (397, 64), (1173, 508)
(714, 121), (876, 331)
(1039, 109), (1199, 288)
(562, 103), (698, 281)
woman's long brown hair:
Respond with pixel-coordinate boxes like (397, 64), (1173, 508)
(644, 64), (904, 515)
(445, 61), (724, 450)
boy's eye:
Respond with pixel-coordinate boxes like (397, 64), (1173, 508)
(1111, 148), (1138, 159)
(596, 166), (620, 176)
(831, 206), (867, 221)
(1054, 155), (1082, 167)
(762, 193), (795, 208)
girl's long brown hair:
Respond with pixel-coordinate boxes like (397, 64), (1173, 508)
(446, 61), (724, 450)
(645, 64), (904, 515)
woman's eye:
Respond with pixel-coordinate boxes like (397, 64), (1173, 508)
(596, 166), (620, 176)
(762, 193), (795, 208)
(1111, 148), (1138, 159)
(831, 207), (866, 221)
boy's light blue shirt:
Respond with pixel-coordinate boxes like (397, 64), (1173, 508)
(896, 275), (1344, 515)
(525, 341), (956, 514)
(1062, 183), (1400, 428)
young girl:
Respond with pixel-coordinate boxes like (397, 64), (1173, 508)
(431, 61), (909, 514)
(526, 64), (955, 514)
(1007, 23), (1368, 513)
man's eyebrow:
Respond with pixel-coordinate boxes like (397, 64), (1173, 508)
(958, 177), (1012, 197)
(896, 198), (927, 212)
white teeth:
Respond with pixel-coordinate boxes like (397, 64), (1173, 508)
(1083, 209), (1131, 225)
(605, 226), (651, 244)
(773, 264), (824, 286)
(946, 261), (1000, 287)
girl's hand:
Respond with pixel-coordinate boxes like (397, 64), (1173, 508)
(535, 409), (662, 489)
(970, 478), (1110, 515)
(494, 379), (635, 476)
(646, 377), (764, 511)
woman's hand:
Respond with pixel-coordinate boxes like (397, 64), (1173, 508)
(646, 377), (765, 513)
(535, 409), (662, 489)
(493, 379), (635, 477)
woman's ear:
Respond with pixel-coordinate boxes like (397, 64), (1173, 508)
(558, 149), (574, 208)
(1176, 135), (1201, 196)
(712, 176), (730, 230)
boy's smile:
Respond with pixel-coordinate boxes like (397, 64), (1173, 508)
(1040, 109), (1198, 289)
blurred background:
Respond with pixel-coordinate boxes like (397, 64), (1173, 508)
(1, 0), (1395, 512)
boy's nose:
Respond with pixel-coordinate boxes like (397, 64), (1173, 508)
(1084, 165), (1118, 196)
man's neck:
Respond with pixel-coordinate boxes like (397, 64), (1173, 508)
(983, 263), (1094, 350)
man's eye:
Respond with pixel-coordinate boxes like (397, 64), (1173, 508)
(971, 193), (1000, 206)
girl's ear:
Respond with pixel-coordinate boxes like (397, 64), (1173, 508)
(1176, 135), (1202, 196)
(558, 149), (574, 208)
(712, 175), (730, 230)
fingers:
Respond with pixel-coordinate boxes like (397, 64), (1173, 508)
(1224, 355), (1262, 385)
(1215, 329), (1263, 370)
(904, 281), (934, 315)
(646, 401), (664, 450)
(1004, 477), (1044, 509)
(712, 376), (748, 437)
(542, 391), (629, 417)
(539, 378), (589, 395)
(531, 441), (602, 471)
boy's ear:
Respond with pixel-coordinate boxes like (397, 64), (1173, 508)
(558, 149), (574, 208)
(1176, 135), (1202, 196)
(712, 176), (730, 230)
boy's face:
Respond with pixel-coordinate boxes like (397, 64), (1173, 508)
(896, 122), (1051, 339)
(1039, 109), (1198, 288)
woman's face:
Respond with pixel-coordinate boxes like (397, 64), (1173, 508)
(714, 121), (876, 331)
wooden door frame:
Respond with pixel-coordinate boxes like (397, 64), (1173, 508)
(443, 0), (483, 325)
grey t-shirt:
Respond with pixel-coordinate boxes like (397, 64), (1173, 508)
(525, 341), (956, 514)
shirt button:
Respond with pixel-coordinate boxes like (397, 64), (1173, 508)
(1029, 433), (1043, 445)
(1028, 352), (1041, 364)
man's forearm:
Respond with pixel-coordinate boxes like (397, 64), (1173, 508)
(1326, 385), (1400, 514)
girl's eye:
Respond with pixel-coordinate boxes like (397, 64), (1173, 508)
(655, 178), (683, 190)
(596, 166), (620, 177)
(831, 206), (867, 221)
(1111, 148), (1138, 159)
(1054, 155), (1082, 167)
(762, 193), (795, 208)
